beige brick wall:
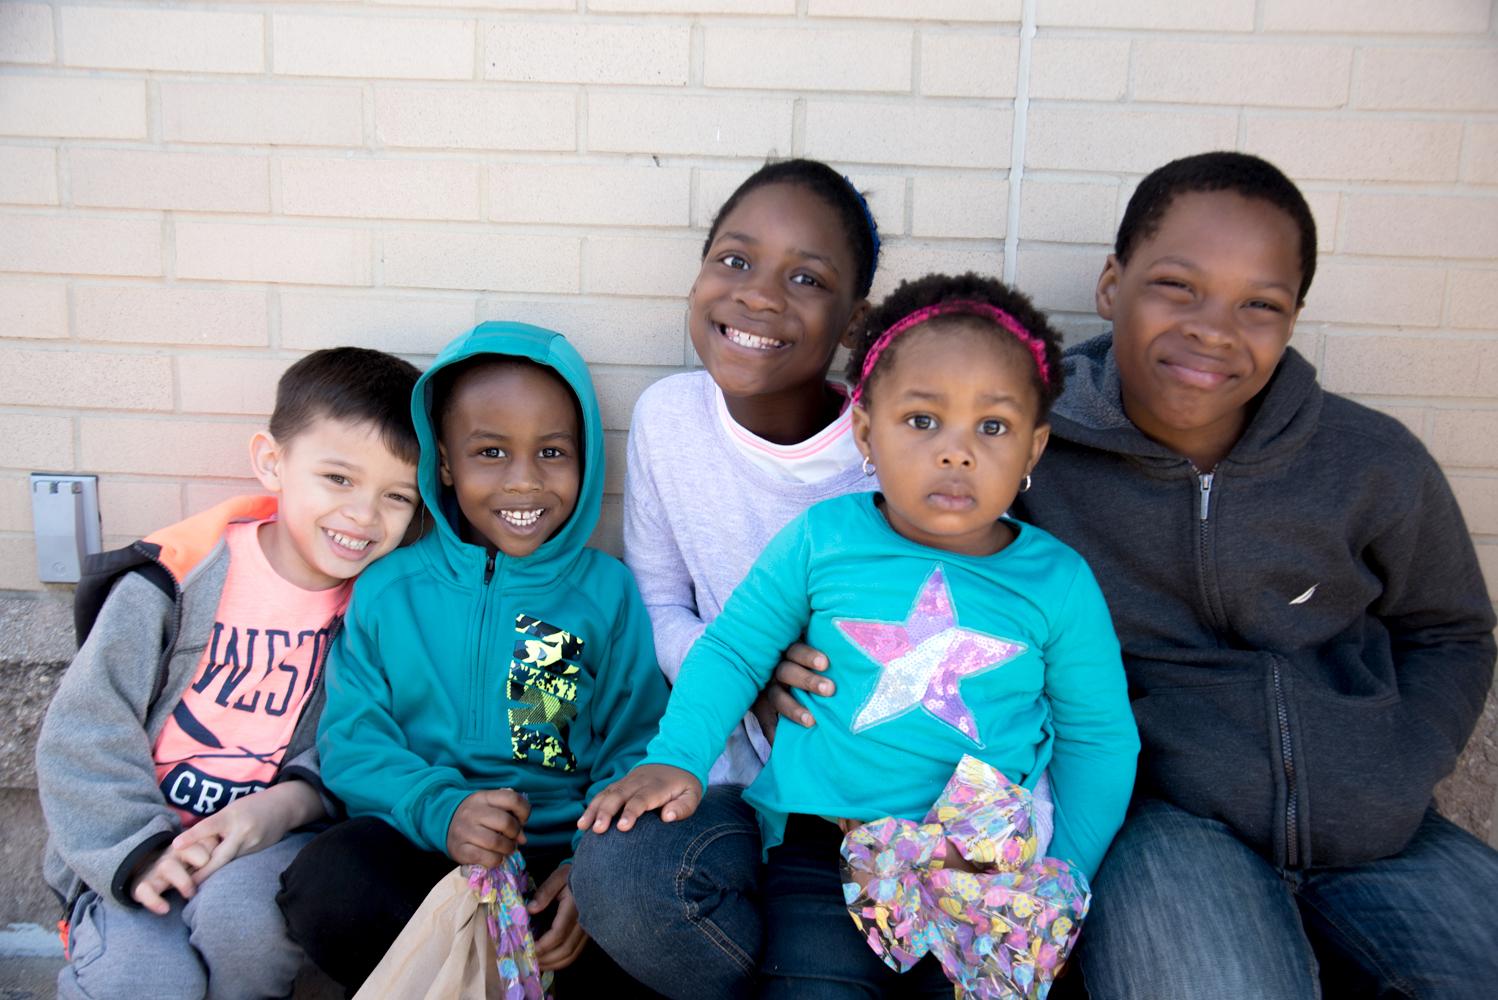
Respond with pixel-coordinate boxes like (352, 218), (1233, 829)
(3, 5), (1498, 835)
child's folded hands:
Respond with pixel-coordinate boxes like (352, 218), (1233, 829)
(577, 763), (702, 833)
(447, 788), (531, 867)
(130, 780), (328, 913)
(129, 846), (200, 915)
(173, 780), (326, 888)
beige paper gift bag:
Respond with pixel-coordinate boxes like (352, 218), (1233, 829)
(355, 867), (503, 1000)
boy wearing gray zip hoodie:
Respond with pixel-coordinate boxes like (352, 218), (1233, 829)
(1012, 152), (1498, 999)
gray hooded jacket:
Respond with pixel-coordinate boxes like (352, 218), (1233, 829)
(1013, 335), (1495, 869)
(37, 498), (328, 911)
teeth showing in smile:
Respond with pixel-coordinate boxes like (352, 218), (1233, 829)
(500, 509), (543, 528)
(326, 529), (371, 551)
(721, 325), (787, 351)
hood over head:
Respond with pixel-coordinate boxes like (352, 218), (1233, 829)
(412, 321), (604, 580)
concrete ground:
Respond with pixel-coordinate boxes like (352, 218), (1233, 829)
(0, 927), (341, 999)
(0, 955), (66, 1000)
(0, 924), (64, 1000)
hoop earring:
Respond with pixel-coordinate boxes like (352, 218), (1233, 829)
(1019, 474), (1032, 494)
(862, 456), (876, 477)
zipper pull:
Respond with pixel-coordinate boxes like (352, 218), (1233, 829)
(1199, 472), (1214, 521)
(483, 551), (495, 584)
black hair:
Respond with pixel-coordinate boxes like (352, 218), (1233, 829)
(430, 355), (583, 453)
(846, 272), (1065, 419)
(269, 347), (421, 465)
(1116, 151), (1318, 304)
(702, 157), (880, 299)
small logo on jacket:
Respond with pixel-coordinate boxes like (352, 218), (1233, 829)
(1289, 585), (1318, 606)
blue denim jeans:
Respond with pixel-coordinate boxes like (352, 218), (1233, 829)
(571, 785), (763, 1000)
(1078, 798), (1498, 1000)
(758, 814), (953, 999)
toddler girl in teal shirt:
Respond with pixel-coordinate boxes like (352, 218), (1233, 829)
(585, 273), (1139, 997)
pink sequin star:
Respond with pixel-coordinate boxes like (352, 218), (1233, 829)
(836, 565), (1026, 746)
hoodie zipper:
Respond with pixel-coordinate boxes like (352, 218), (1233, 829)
(468, 552), (497, 741)
(1196, 471), (1215, 608)
(1198, 470), (1300, 868)
(1272, 659), (1300, 868)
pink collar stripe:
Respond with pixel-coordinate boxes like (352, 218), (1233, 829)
(851, 300), (1052, 405)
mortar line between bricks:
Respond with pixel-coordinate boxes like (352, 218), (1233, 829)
(1003, 0), (1037, 286)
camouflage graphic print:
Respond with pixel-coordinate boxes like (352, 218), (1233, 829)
(508, 614), (583, 771)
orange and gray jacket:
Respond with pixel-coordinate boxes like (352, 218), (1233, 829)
(37, 496), (329, 911)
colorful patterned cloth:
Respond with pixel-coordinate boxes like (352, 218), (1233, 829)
(840, 755), (1091, 999)
(467, 855), (554, 1000)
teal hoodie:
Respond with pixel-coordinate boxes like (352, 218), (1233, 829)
(317, 322), (667, 855)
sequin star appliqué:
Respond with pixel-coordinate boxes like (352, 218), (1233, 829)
(834, 564), (1026, 747)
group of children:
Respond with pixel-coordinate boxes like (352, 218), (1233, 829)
(36, 151), (1498, 1000)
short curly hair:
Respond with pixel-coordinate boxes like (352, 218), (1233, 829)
(845, 272), (1065, 419)
(1116, 151), (1317, 305)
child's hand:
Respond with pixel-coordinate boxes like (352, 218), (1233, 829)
(576, 764), (701, 834)
(447, 789), (531, 867)
(527, 864), (588, 972)
(129, 847), (198, 915)
(755, 642), (835, 741)
(171, 781), (327, 886)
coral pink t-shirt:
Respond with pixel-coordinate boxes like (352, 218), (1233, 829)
(152, 519), (350, 826)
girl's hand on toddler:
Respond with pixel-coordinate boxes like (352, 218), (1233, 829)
(171, 780), (326, 886)
(447, 788), (531, 867)
(577, 764), (701, 833)
(757, 642), (835, 741)
(129, 848), (199, 915)
(527, 864), (588, 972)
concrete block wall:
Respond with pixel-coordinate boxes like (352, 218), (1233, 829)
(1, 0), (1497, 851)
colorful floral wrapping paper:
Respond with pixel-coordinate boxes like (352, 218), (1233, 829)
(839, 755), (1091, 999)
(466, 854), (554, 1000)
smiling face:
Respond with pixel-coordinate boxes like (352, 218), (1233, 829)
(251, 417), (419, 591)
(437, 361), (581, 559)
(689, 182), (865, 431)
(1099, 190), (1304, 470)
(853, 322), (1050, 557)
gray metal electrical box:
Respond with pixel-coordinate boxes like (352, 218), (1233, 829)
(30, 473), (102, 584)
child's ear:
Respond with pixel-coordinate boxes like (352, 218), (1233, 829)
(850, 403), (873, 460)
(437, 442), (454, 487)
(1026, 422), (1052, 475)
(1095, 255), (1122, 322)
(840, 299), (871, 349)
(249, 431), (284, 493)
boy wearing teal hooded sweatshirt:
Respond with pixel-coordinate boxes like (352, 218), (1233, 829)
(277, 323), (667, 994)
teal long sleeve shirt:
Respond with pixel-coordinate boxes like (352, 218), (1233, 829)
(642, 492), (1139, 880)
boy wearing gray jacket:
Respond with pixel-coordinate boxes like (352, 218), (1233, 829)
(1013, 152), (1498, 999)
(37, 347), (420, 1000)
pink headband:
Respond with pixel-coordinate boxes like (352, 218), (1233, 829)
(851, 300), (1053, 405)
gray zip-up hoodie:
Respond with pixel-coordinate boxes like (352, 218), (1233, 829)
(37, 497), (327, 912)
(1013, 334), (1495, 869)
